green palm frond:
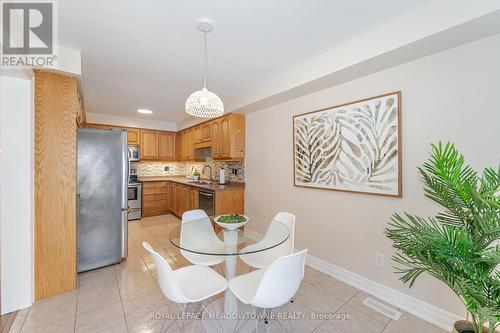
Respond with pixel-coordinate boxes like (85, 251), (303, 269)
(385, 142), (500, 332)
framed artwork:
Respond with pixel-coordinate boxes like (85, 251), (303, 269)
(293, 91), (402, 197)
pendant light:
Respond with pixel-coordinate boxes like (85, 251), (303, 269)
(185, 19), (224, 118)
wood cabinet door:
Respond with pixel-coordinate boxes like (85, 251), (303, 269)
(127, 128), (140, 145)
(174, 184), (181, 215)
(180, 131), (188, 161)
(220, 116), (230, 157)
(100, 124), (114, 130)
(140, 130), (158, 160)
(201, 122), (212, 141)
(186, 129), (193, 160)
(166, 182), (173, 211)
(178, 185), (187, 215)
(192, 126), (202, 143)
(189, 188), (199, 210)
(211, 119), (221, 158)
(158, 131), (175, 161)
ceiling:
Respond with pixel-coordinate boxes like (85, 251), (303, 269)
(59, 0), (425, 123)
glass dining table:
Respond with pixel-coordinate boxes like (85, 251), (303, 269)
(169, 215), (290, 332)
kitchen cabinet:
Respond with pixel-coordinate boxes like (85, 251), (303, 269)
(168, 183), (199, 217)
(142, 182), (168, 217)
(215, 189), (244, 215)
(186, 128), (194, 160)
(158, 131), (175, 161)
(140, 130), (159, 160)
(177, 128), (203, 161)
(179, 185), (189, 214)
(190, 187), (199, 210)
(166, 182), (174, 211)
(193, 121), (212, 148)
(201, 122), (212, 142)
(220, 116), (230, 157)
(211, 119), (221, 158)
(127, 128), (140, 145)
(142, 180), (243, 218)
(210, 114), (245, 160)
(83, 112), (245, 161)
(192, 125), (202, 144)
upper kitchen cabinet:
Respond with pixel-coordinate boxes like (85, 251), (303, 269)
(212, 113), (245, 160)
(140, 129), (159, 160)
(158, 131), (176, 161)
(193, 120), (212, 148)
(177, 128), (203, 161)
(82, 113), (245, 161)
(127, 128), (140, 145)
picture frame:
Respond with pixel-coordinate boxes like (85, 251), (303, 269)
(293, 91), (402, 197)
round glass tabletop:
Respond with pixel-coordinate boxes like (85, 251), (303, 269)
(169, 215), (290, 256)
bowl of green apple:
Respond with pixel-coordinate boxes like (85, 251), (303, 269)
(214, 214), (249, 230)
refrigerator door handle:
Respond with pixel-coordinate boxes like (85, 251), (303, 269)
(121, 130), (129, 259)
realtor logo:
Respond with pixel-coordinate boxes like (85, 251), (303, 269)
(1, 0), (58, 68)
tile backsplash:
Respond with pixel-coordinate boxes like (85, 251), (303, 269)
(133, 150), (245, 182)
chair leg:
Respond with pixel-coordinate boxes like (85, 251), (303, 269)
(231, 305), (251, 333)
(190, 299), (206, 333)
(200, 300), (224, 333)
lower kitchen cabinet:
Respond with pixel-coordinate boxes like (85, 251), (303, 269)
(190, 187), (199, 210)
(145, 181), (241, 219)
(167, 182), (199, 217)
(142, 181), (168, 217)
(214, 189), (244, 215)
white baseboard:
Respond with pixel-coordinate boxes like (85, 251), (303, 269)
(245, 228), (461, 331)
(305, 253), (461, 331)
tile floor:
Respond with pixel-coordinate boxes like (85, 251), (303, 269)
(9, 214), (447, 333)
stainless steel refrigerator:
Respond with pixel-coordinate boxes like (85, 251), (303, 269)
(77, 128), (129, 272)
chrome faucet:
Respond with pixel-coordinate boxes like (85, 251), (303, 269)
(202, 165), (213, 183)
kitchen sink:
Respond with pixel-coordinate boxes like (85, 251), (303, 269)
(187, 180), (213, 185)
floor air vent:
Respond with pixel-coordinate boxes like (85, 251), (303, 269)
(362, 297), (402, 320)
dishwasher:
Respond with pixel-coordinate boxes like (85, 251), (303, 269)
(198, 189), (215, 216)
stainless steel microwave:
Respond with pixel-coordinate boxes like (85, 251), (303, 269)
(128, 145), (140, 162)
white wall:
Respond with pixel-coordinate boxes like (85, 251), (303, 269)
(245, 33), (500, 324)
(0, 73), (34, 314)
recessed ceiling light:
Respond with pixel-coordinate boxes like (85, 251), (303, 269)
(137, 109), (153, 114)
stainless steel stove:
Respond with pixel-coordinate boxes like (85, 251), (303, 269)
(128, 169), (142, 220)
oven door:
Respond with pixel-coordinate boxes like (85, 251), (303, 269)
(128, 183), (141, 209)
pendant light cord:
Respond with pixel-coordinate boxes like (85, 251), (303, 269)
(203, 31), (208, 89)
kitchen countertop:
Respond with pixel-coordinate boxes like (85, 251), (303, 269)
(137, 176), (245, 191)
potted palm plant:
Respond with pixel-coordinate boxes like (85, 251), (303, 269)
(385, 142), (499, 333)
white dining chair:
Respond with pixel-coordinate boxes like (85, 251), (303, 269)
(228, 249), (308, 332)
(240, 212), (296, 269)
(181, 209), (224, 267)
(143, 241), (226, 332)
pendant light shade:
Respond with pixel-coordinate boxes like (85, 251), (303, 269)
(185, 88), (224, 118)
(185, 19), (224, 118)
